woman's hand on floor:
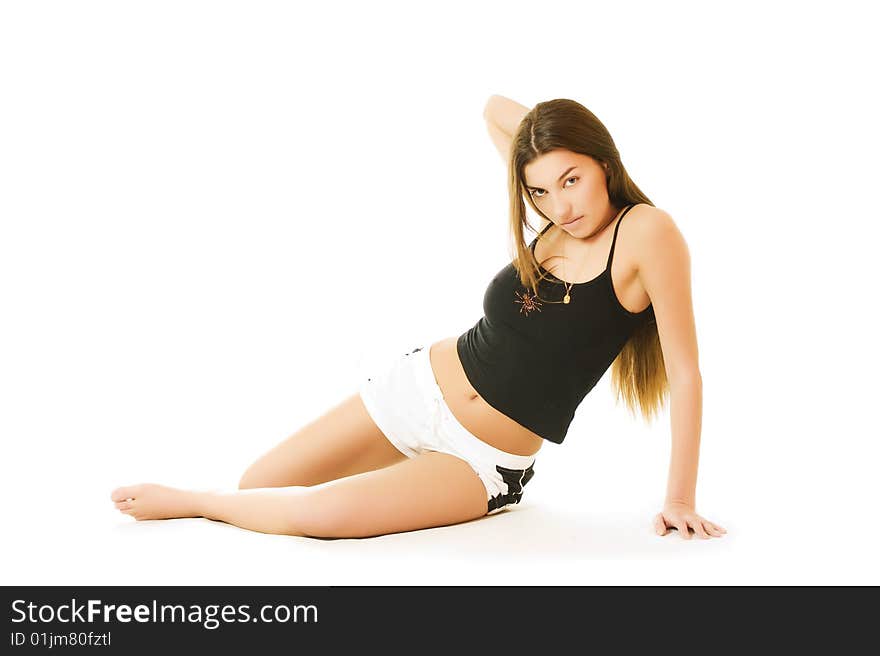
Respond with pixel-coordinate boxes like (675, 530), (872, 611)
(654, 502), (727, 539)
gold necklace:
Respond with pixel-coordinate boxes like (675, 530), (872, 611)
(519, 231), (572, 313)
(562, 237), (573, 304)
(536, 205), (626, 306)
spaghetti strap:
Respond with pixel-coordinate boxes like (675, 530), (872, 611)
(605, 204), (637, 270)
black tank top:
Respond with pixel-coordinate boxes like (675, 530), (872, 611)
(456, 204), (655, 444)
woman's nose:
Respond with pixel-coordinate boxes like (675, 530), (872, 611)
(552, 200), (572, 221)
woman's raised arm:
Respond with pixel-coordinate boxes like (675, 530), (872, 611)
(483, 95), (530, 163)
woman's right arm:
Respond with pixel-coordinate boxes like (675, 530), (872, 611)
(483, 95), (530, 163)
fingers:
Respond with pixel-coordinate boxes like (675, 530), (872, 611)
(675, 520), (691, 539)
(704, 521), (724, 537)
(684, 517), (726, 539)
(701, 521), (726, 536)
(654, 513), (667, 536)
(693, 520), (711, 539)
(654, 511), (728, 539)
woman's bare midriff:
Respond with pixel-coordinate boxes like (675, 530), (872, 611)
(428, 337), (544, 457)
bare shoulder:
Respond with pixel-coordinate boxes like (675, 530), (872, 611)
(626, 203), (674, 230)
(626, 204), (690, 273)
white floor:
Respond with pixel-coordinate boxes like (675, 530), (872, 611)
(4, 423), (878, 586)
(4, 352), (879, 587)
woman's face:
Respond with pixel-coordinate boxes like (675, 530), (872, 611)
(522, 149), (617, 237)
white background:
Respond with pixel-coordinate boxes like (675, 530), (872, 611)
(1, 0), (877, 585)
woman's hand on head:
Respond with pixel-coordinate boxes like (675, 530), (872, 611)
(654, 502), (727, 540)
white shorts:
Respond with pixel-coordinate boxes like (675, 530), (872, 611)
(358, 343), (537, 515)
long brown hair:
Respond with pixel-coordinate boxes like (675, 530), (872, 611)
(506, 98), (668, 423)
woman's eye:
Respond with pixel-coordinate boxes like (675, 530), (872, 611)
(530, 176), (577, 198)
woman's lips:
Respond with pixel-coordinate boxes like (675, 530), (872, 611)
(563, 215), (583, 226)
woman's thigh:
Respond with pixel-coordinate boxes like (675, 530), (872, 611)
(297, 450), (489, 538)
(238, 393), (408, 489)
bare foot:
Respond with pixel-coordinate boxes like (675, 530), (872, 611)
(110, 483), (202, 521)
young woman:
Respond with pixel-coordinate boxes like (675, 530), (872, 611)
(111, 95), (726, 541)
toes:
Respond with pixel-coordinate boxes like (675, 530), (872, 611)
(111, 485), (141, 502)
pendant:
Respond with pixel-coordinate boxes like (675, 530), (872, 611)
(563, 293), (570, 304)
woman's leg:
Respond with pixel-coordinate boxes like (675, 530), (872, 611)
(111, 450), (489, 538)
(237, 392), (407, 489)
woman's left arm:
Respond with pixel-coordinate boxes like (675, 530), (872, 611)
(636, 208), (727, 540)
